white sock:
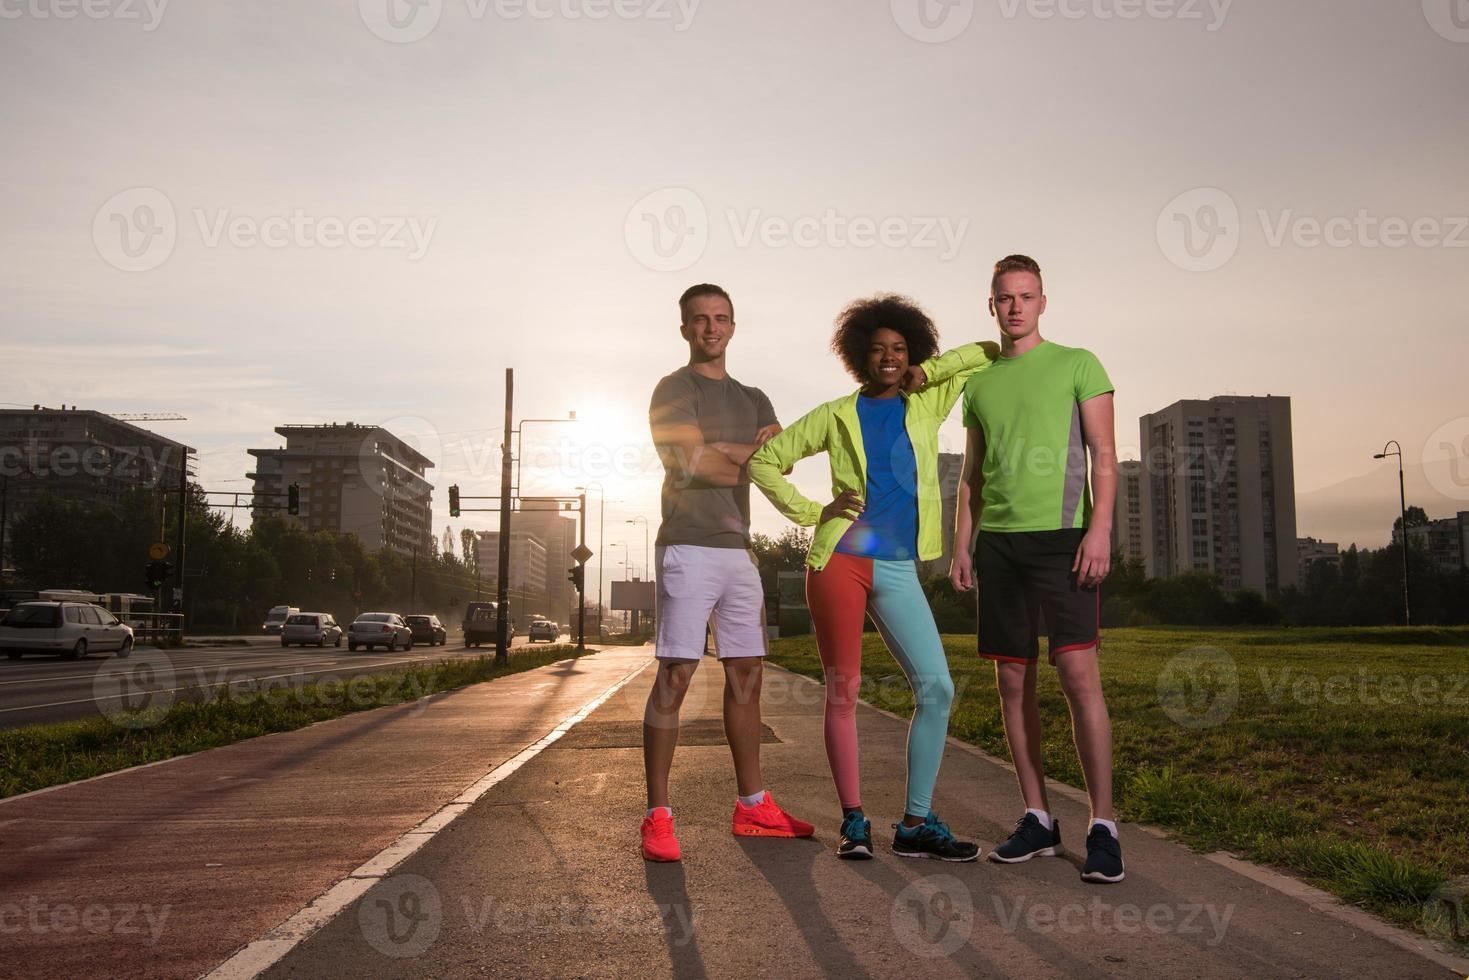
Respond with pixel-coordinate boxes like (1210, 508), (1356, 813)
(738, 790), (767, 808)
(645, 806), (671, 819)
(1090, 818), (1118, 839)
(1026, 808), (1053, 830)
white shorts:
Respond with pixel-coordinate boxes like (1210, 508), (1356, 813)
(655, 544), (769, 661)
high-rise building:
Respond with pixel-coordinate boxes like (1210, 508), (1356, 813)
(247, 423), (433, 556)
(1297, 537), (1341, 582)
(1111, 460), (1145, 564)
(515, 498), (580, 625)
(918, 453), (965, 579)
(0, 406), (192, 515)
(1395, 513), (1467, 574)
(1140, 396), (1298, 597)
(474, 529), (549, 619)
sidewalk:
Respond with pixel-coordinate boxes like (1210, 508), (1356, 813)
(0, 647), (649, 980)
(259, 658), (1463, 979)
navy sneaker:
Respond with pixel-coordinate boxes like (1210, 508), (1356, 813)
(989, 813), (1062, 864)
(1081, 824), (1125, 883)
(837, 812), (873, 860)
(891, 812), (980, 862)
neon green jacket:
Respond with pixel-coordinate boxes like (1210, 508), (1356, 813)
(749, 342), (998, 571)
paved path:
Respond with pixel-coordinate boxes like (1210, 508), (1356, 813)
(2, 647), (1462, 978)
(0, 648), (643, 979)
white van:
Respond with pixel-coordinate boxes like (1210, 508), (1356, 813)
(262, 605), (299, 635)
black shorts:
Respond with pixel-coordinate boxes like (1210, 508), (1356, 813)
(975, 529), (1101, 665)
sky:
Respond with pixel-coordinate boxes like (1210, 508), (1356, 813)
(2, 0), (1467, 589)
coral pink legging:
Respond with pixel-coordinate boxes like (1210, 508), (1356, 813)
(806, 552), (955, 817)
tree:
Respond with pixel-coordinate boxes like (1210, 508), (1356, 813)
(750, 528), (810, 594)
(461, 529), (478, 576)
(1394, 506), (1430, 533)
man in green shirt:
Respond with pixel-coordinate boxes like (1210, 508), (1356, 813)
(950, 254), (1125, 883)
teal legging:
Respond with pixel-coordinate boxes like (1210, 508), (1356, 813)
(806, 552), (955, 816)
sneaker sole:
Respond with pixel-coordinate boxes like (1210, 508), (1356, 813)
(987, 845), (1062, 864)
(892, 847), (981, 863)
(837, 845), (873, 860)
(732, 825), (810, 838)
(641, 849), (681, 862)
(1081, 868), (1126, 883)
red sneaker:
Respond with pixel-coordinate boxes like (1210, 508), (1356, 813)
(731, 793), (815, 838)
(640, 810), (681, 862)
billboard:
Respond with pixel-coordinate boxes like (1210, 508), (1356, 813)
(610, 579), (656, 612)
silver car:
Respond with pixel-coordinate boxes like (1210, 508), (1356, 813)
(281, 612), (343, 648)
(0, 601), (134, 660)
(347, 612), (413, 652)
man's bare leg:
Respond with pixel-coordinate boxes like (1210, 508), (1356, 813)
(644, 660), (698, 809)
(1054, 647), (1114, 821)
(996, 660), (1049, 812)
(721, 656), (765, 797)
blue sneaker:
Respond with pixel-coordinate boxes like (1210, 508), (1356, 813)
(989, 813), (1062, 864)
(891, 812), (980, 862)
(1081, 824), (1125, 883)
(837, 811), (873, 860)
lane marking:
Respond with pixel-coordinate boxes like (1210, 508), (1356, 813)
(203, 655), (652, 980)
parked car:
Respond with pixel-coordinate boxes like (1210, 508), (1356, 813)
(262, 605), (299, 635)
(347, 612), (413, 652)
(528, 619), (559, 643)
(281, 612), (343, 648)
(0, 601), (134, 660)
(404, 614), (447, 646)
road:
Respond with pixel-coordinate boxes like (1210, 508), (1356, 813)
(0, 633), (567, 731)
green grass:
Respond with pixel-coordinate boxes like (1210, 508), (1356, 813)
(768, 626), (1469, 935)
(0, 646), (589, 800)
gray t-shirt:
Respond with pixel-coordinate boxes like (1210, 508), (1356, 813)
(650, 366), (777, 549)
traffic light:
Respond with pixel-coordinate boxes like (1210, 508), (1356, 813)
(146, 560), (175, 589)
(449, 485), (461, 518)
(568, 565), (585, 593)
(287, 483), (301, 516)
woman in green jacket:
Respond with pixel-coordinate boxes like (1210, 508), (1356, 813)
(749, 295), (995, 861)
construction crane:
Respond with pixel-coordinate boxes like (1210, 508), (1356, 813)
(110, 413), (188, 422)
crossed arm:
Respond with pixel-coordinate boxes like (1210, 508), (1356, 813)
(653, 423), (782, 488)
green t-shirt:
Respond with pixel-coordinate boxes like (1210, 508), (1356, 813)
(960, 341), (1114, 532)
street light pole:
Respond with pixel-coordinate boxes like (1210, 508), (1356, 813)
(0, 473), (9, 589)
(513, 415), (578, 496)
(577, 491), (587, 651)
(496, 369), (514, 664)
(1374, 441), (1411, 627)
(626, 515), (649, 633)
(577, 483), (605, 637)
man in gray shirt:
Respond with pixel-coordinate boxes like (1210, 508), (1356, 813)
(639, 283), (815, 862)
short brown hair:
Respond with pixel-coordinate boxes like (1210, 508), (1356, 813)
(991, 255), (1043, 297)
(679, 283), (734, 323)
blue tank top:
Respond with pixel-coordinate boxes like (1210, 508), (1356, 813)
(834, 395), (919, 561)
